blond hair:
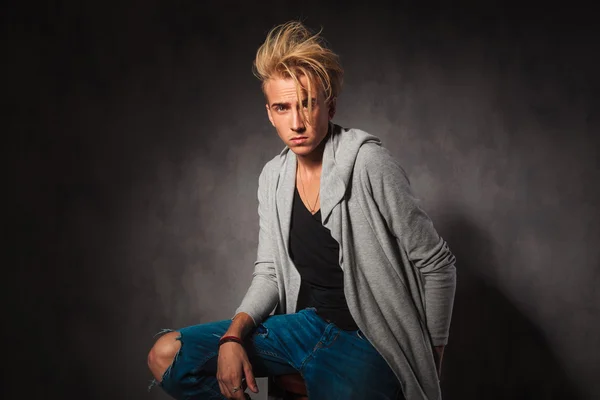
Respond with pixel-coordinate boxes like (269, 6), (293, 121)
(253, 21), (343, 120)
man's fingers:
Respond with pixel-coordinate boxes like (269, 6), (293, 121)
(230, 380), (247, 400)
(217, 373), (235, 399)
(219, 374), (246, 399)
(218, 379), (232, 399)
(243, 363), (259, 393)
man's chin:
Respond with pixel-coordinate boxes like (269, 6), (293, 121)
(288, 135), (329, 157)
(288, 144), (314, 156)
(288, 145), (314, 156)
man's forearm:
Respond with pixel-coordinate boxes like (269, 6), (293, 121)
(224, 312), (256, 339)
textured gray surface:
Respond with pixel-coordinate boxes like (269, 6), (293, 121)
(5, 1), (598, 399)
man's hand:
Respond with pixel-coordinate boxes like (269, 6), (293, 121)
(217, 342), (257, 399)
(216, 313), (259, 399)
(433, 345), (445, 378)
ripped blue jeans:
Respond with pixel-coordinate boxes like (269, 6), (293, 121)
(150, 308), (403, 399)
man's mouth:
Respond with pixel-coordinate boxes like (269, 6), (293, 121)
(290, 137), (308, 144)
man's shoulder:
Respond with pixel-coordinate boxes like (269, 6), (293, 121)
(258, 148), (288, 184)
(262, 151), (285, 174)
(354, 139), (408, 183)
(355, 140), (395, 169)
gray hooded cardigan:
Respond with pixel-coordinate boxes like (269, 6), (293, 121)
(236, 123), (457, 400)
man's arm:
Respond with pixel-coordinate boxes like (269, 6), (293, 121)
(223, 312), (256, 339)
(361, 145), (457, 349)
(232, 164), (279, 334)
(217, 166), (280, 397)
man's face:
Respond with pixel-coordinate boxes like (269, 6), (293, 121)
(264, 74), (335, 157)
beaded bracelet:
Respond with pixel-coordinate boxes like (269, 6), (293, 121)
(218, 335), (243, 348)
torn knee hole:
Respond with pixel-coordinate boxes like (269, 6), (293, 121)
(149, 330), (182, 382)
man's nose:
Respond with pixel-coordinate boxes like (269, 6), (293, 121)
(291, 108), (306, 132)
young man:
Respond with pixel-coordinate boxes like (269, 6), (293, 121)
(148, 21), (456, 400)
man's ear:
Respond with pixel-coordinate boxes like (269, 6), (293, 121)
(266, 104), (275, 127)
(328, 97), (337, 120)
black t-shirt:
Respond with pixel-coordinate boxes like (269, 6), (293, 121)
(289, 187), (358, 331)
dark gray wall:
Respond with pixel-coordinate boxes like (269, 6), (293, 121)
(5, 1), (599, 399)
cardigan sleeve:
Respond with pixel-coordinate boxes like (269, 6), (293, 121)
(234, 164), (279, 326)
(361, 145), (457, 346)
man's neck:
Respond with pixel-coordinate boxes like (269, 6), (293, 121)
(297, 137), (326, 176)
(296, 124), (330, 174)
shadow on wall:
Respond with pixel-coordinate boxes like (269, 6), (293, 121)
(438, 216), (581, 400)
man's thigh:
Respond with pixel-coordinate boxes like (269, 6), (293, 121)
(301, 327), (403, 400)
(245, 310), (325, 375)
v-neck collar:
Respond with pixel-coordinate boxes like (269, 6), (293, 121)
(294, 186), (321, 219)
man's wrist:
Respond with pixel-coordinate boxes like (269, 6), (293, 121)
(225, 312), (254, 338)
(218, 335), (244, 348)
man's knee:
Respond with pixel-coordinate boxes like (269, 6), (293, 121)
(148, 331), (181, 382)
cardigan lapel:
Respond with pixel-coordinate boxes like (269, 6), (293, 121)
(275, 149), (297, 256)
(320, 124), (347, 224)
